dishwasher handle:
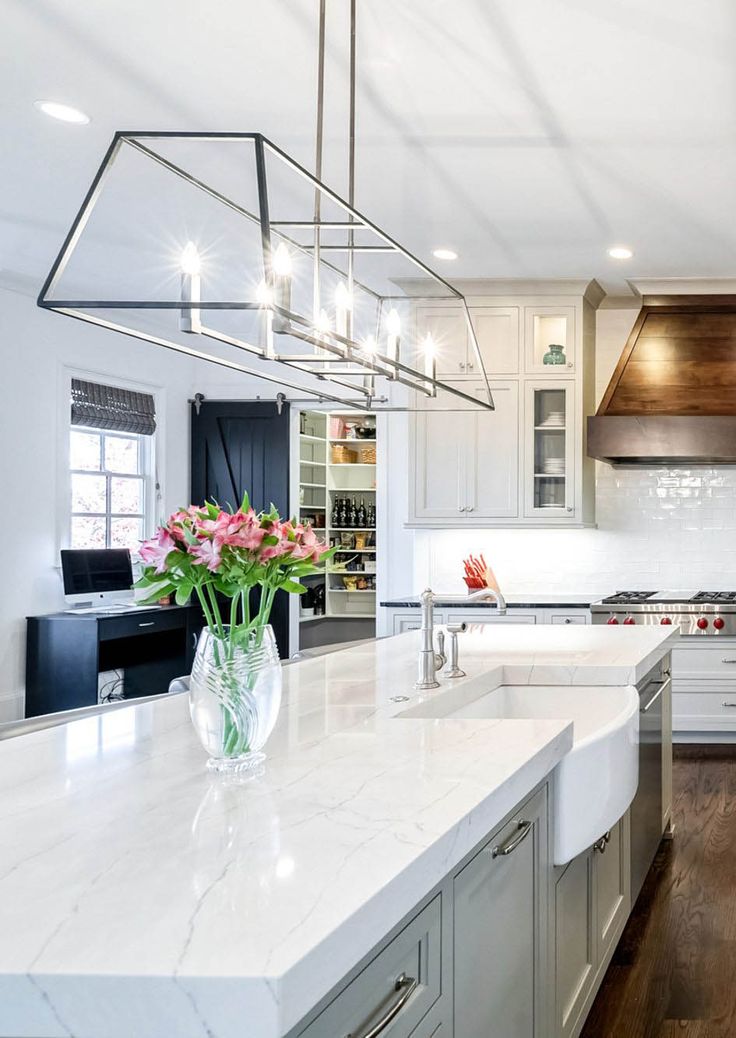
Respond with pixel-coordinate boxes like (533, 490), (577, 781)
(640, 675), (671, 714)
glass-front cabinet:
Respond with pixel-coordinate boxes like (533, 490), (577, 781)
(524, 381), (575, 519)
(524, 305), (576, 373)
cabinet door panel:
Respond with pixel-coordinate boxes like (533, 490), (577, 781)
(595, 815), (629, 965)
(454, 788), (546, 1038)
(416, 307), (468, 375)
(524, 305), (576, 373)
(524, 380), (576, 520)
(470, 307), (520, 374)
(467, 382), (519, 518)
(412, 394), (468, 520)
(555, 851), (594, 1038)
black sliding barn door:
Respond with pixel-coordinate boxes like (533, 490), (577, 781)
(190, 400), (291, 656)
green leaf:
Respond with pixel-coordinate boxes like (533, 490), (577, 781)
(280, 580), (307, 594)
(240, 490), (250, 513)
(175, 582), (194, 606)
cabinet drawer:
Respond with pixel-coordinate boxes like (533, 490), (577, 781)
(98, 610), (185, 642)
(673, 692), (736, 732)
(671, 644), (736, 679)
(299, 896), (442, 1038)
(550, 614), (588, 626)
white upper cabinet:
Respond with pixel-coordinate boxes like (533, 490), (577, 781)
(525, 305), (576, 374)
(412, 388), (468, 520)
(407, 284), (600, 528)
(473, 307), (520, 374)
(415, 305), (520, 376)
(411, 381), (518, 522)
(415, 307), (468, 376)
(467, 382), (518, 518)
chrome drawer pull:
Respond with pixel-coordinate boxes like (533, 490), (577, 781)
(491, 819), (532, 858)
(346, 973), (418, 1038)
(722, 702), (736, 708)
(138, 621), (155, 628)
(722, 659), (736, 664)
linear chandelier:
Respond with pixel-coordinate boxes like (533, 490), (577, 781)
(37, 8), (494, 414)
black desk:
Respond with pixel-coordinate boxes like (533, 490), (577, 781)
(25, 605), (203, 718)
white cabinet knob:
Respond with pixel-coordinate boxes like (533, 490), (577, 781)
(467, 505), (475, 513)
(566, 506), (573, 513)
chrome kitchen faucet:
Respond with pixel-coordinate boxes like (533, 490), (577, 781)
(415, 587), (507, 690)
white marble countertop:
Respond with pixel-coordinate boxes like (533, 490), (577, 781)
(0, 625), (677, 1038)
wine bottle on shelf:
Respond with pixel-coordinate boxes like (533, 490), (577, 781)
(348, 497), (358, 527)
(368, 504), (376, 527)
(331, 497), (340, 528)
(357, 498), (367, 527)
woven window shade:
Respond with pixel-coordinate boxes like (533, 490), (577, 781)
(71, 379), (156, 436)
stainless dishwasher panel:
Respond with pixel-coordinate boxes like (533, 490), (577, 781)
(630, 658), (670, 902)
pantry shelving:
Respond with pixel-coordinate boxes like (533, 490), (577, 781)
(297, 410), (378, 636)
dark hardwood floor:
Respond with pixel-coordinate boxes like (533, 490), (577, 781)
(581, 746), (736, 1038)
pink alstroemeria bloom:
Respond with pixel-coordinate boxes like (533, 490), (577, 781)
(191, 537), (223, 572)
(259, 521), (297, 562)
(167, 510), (191, 542)
(140, 528), (176, 575)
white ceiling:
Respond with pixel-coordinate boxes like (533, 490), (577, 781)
(3, 0), (736, 296)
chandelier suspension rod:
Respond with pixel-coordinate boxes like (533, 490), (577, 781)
(313, 0), (326, 325)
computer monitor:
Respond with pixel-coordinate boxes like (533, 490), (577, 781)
(60, 549), (134, 607)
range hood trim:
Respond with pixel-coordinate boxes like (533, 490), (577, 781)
(587, 415), (736, 466)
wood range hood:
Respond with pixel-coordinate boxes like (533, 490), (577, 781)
(588, 295), (736, 465)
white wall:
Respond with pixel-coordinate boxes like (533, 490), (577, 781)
(0, 282), (201, 721)
(386, 303), (736, 602)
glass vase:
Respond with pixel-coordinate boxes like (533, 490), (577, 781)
(189, 625), (282, 773)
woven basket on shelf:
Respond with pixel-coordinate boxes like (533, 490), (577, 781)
(331, 444), (358, 464)
(360, 445), (377, 464)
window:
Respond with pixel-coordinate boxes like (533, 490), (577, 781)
(67, 377), (158, 553)
(69, 428), (151, 550)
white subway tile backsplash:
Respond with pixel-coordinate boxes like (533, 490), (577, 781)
(417, 466), (736, 595)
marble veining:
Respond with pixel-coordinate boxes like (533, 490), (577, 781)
(0, 625), (676, 1038)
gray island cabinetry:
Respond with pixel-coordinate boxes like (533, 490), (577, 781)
(292, 785), (549, 1038)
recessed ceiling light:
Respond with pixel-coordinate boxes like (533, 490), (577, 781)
(607, 245), (633, 260)
(34, 100), (90, 125)
(432, 247), (458, 261)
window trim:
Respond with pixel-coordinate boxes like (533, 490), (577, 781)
(58, 366), (165, 559)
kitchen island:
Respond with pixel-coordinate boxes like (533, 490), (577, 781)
(0, 625), (677, 1038)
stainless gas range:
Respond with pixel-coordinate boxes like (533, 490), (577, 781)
(591, 590), (736, 636)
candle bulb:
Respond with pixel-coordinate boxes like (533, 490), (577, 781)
(362, 335), (377, 395)
(179, 241), (201, 334)
(386, 308), (401, 377)
(334, 281), (352, 340)
(423, 333), (437, 395)
(272, 242), (292, 333)
(256, 279), (274, 357)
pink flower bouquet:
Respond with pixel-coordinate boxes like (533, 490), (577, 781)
(136, 495), (333, 644)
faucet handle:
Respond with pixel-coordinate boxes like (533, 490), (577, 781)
(435, 629), (447, 671)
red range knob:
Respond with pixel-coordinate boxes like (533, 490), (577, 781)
(714, 617), (725, 630)
(697, 617), (709, 630)
(623, 616), (636, 625)
(607, 615), (619, 625)
(660, 617), (673, 625)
